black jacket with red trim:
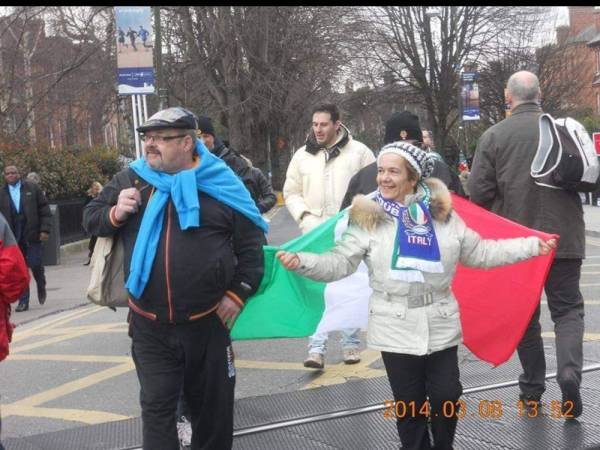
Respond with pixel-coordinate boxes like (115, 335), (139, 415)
(82, 169), (266, 323)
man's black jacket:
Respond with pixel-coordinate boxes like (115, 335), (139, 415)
(83, 169), (266, 323)
(246, 167), (276, 214)
(0, 181), (51, 244)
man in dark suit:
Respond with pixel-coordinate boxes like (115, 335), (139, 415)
(0, 165), (51, 312)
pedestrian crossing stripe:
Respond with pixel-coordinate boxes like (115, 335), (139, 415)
(541, 300), (600, 305)
(542, 331), (600, 341)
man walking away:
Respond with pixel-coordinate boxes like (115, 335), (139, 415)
(468, 70), (586, 419)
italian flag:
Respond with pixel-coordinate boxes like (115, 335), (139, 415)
(231, 195), (557, 367)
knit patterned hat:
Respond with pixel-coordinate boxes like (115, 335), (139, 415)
(377, 142), (435, 178)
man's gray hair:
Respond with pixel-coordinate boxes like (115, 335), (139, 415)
(507, 71), (540, 103)
(26, 172), (41, 184)
(184, 129), (198, 143)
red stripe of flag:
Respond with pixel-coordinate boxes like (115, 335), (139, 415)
(451, 194), (557, 366)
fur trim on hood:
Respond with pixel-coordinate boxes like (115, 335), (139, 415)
(349, 177), (452, 231)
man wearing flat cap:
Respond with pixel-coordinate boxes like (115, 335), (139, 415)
(83, 106), (267, 450)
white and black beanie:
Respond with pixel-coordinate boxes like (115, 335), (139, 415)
(377, 141), (435, 179)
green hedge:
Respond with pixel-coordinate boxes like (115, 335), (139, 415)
(0, 142), (122, 200)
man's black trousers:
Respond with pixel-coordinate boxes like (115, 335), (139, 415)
(517, 258), (584, 398)
(382, 346), (463, 450)
(18, 242), (45, 307)
(131, 311), (235, 450)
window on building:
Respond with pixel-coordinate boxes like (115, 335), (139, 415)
(597, 93), (600, 114)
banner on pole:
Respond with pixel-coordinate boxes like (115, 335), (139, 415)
(115, 7), (155, 95)
(461, 72), (480, 121)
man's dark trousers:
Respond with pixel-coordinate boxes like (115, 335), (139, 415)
(13, 213), (46, 308)
(517, 258), (584, 397)
(131, 311), (235, 450)
(18, 242), (46, 306)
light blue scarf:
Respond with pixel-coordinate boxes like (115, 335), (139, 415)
(126, 140), (268, 299)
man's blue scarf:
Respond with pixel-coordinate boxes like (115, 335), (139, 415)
(375, 186), (443, 283)
(126, 140), (268, 299)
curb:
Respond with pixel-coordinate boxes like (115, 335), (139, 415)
(60, 238), (90, 258)
(586, 230), (600, 238)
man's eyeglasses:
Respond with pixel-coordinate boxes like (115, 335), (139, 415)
(139, 134), (187, 143)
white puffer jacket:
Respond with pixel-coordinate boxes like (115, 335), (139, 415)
(294, 178), (540, 356)
(283, 126), (374, 234)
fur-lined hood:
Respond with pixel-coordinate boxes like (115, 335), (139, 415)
(349, 177), (452, 231)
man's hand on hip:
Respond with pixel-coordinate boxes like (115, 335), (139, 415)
(216, 294), (242, 329)
(115, 187), (142, 222)
(39, 231), (49, 241)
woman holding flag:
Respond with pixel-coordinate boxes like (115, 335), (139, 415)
(277, 141), (556, 450)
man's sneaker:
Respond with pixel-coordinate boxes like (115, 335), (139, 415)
(561, 380), (583, 419)
(343, 348), (361, 364)
(303, 352), (324, 369)
(176, 415), (192, 447)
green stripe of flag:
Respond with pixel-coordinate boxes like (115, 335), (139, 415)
(231, 210), (346, 340)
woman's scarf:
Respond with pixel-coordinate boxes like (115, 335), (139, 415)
(126, 140), (268, 299)
(374, 181), (443, 282)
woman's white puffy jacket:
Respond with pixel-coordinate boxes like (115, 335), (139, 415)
(294, 178), (540, 356)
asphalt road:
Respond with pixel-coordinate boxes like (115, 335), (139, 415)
(3, 206), (600, 441)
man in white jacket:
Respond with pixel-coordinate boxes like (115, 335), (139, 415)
(283, 103), (375, 369)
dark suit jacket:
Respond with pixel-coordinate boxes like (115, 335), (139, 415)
(0, 181), (51, 244)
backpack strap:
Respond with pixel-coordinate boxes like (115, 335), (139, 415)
(531, 113), (563, 190)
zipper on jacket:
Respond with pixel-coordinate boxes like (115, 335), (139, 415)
(165, 202), (174, 322)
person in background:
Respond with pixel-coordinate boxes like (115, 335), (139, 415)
(238, 155), (276, 214)
(0, 210), (30, 450)
(249, 166), (276, 214)
(421, 129), (444, 162)
(0, 165), (51, 312)
(25, 172), (41, 185)
(283, 102), (375, 369)
(468, 70), (586, 419)
(341, 111), (464, 211)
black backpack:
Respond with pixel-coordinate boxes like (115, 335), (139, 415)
(531, 114), (600, 192)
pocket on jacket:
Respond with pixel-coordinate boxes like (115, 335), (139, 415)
(428, 301), (462, 350)
(368, 297), (422, 351)
(435, 300), (459, 319)
(369, 297), (406, 319)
